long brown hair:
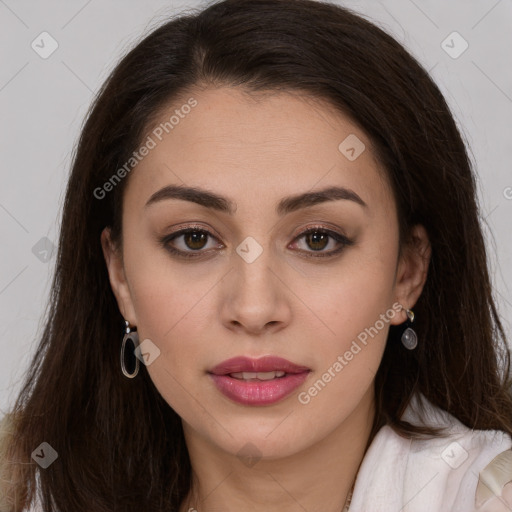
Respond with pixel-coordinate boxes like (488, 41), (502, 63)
(2, 0), (511, 510)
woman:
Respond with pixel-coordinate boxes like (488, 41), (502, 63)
(1, 0), (511, 510)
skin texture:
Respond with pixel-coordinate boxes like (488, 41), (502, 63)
(101, 87), (431, 512)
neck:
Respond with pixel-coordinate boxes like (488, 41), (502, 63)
(179, 387), (376, 512)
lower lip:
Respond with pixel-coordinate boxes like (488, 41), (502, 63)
(209, 372), (310, 405)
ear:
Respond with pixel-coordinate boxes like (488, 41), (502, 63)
(100, 227), (138, 326)
(389, 224), (431, 325)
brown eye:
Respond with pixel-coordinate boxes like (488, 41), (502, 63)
(290, 226), (354, 258)
(160, 224), (354, 260)
(161, 227), (222, 258)
(304, 231), (330, 251)
(182, 231), (209, 250)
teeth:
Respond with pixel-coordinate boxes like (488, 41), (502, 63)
(230, 371), (286, 380)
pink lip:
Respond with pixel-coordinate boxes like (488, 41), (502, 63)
(208, 356), (311, 406)
(209, 355), (310, 375)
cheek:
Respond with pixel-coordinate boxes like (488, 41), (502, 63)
(128, 271), (215, 361)
(121, 239), (220, 404)
(306, 233), (398, 343)
(293, 247), (398, 404)
(123, 230), (217, 336)
(126, 262), (216, 418)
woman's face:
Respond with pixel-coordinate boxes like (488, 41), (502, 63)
(102, 87), (430, 459)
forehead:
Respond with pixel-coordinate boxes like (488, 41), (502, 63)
(123, 87), (392, 216)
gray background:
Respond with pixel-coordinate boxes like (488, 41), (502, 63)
(1, 0), (511, 413)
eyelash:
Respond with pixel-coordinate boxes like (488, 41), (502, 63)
(159, 224), (354, 260)
(160, 222), (354, 259)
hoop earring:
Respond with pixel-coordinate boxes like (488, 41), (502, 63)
(401, 309), (418, 350)
(121, 320), (140, 378)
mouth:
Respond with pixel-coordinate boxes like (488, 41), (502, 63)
(227, 370), (288, 381)
(208, 356), (311, 406)
(209, 355), (311, 376)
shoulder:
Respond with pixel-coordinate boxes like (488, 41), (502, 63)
(403, 393), (512, 511)
(475, 448), (512, 510)
(349, 393), (512, 511)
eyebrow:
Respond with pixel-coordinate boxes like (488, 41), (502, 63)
(144, 184), (368, 215)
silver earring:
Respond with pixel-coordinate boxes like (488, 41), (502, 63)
(401, 309), (418, 350)
(121, 320), (140, 378)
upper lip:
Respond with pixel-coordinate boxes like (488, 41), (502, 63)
(209, 356), (311, 375)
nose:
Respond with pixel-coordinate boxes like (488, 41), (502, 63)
(220, 248), (292, 336)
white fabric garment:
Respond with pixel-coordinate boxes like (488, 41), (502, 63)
(349, 393), (512, 511)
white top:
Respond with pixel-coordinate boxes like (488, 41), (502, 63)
(349, 392), (512, 511)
